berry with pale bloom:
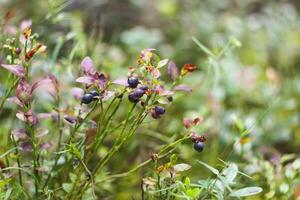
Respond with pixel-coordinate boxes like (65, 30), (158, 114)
(194, 141), (204, 152)
(128, 76), (139, 88)
(134, 88), (145, 98)
(81, 93), (94, 104)
(155, 106), (165, 115)
(128, 92), (139, 103)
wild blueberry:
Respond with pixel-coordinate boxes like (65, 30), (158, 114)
(151, 112), (160, 119)
(81, 93), (94, 104)
(194, 141), (204, 152)
(134, 88), (145, 98)
(128, 92), (139, 103)
(128, 76), (139, 88)
(155, 106), (165, 115)
(139, 85), (148, 91)
(89, 90), (99, 97)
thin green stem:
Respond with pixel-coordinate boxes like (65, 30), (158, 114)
(43, 93), (62, 189)
(12, 136), (23, 187)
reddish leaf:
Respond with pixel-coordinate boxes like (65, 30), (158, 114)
(173, 84), (192, 92)
(1, 64), (25, 77)
(167, 61), (179, 81)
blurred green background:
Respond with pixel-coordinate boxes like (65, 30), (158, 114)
(1, 0), (300, 199)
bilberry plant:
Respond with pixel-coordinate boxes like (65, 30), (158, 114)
(0, 23), (202, 200)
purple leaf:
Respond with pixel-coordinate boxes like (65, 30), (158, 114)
(81, 57), (95, 75)
(141, 48), (156, 56)
(7, 96), (23, 106)
(71, 87), (84, 100)
(25, 109), (38, 125)
(48, 73), (59, 93)
(183, 118), (193, 129)
(11, 129), (27, 140)
(40, 142), (52, 150)
(111, 77), (128, 86)
(20, 141), (32, 152)
(76, 76), (94, 86)
(31, 78), (53, 94)
(37, 112), (58, 121)
(1, 64), (25, 77)
(95, 73), (107, 90)
(173, 84), (192, 92)
(17, 109), (38, 125)
(102, 91), (115, 101)
(167, 61), (179, 81)
(16, 78), (31, 104)
(64, 115), (77, 124)
(20, 19), (32, 31)
(151, 68), (161, 79)
(160, 89), (174, 96)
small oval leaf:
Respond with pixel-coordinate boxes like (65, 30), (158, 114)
(230, 187), (262, 197)
(157, 59), (169, 68)
(173, 163), (191, 172)
(197, 160), (219, 175)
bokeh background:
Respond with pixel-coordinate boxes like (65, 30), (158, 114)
(1, 0), (300, 199)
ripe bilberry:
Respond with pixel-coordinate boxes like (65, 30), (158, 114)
(155, 106), (165, 115)
(194, 141), (204, 152)
(139, 85), (148, 91)
(151, 112), (160, 119)
(134, 88), (145, 98)
(128, 76), (139, 88)
(81, 93), (94, 104)
(89, 90), (99, 97)
(128, 92), (139, 103)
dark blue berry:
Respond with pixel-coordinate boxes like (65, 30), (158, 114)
(81, 93), (94, 104)
(139, 85), (148, 91)
(155, 106), (165, 115)
(151, 112), (160, 119)
(128, 93), (139, 103)
(134, 88), (145, 98)
(194, 141), (204, 152)
(128, 76), (139, 88)
(89, 90), (99, 98)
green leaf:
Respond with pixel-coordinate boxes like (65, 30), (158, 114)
(230, 36), (242, 47)
(157, 59), (169, 68)
(184, 177), (191, 189)
(230, 187), (262, 197)
(62, 183), (73, 193)
(223, 163), (238, 184)
(69, 173), (77, 183)
(197, 160), (219, 175)
(157, 98), (170, 105)
(186, 188), (201, 198)
(170, 154), (177, 165)
(233, 117), (244, 133)
(173, 163), (191, 172)
(4, 188), (12, 200)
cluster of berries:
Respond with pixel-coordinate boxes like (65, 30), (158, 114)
(81, 90), (99, 104)
(127, 76), (148, 103)
(127, 76), (166, 119)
